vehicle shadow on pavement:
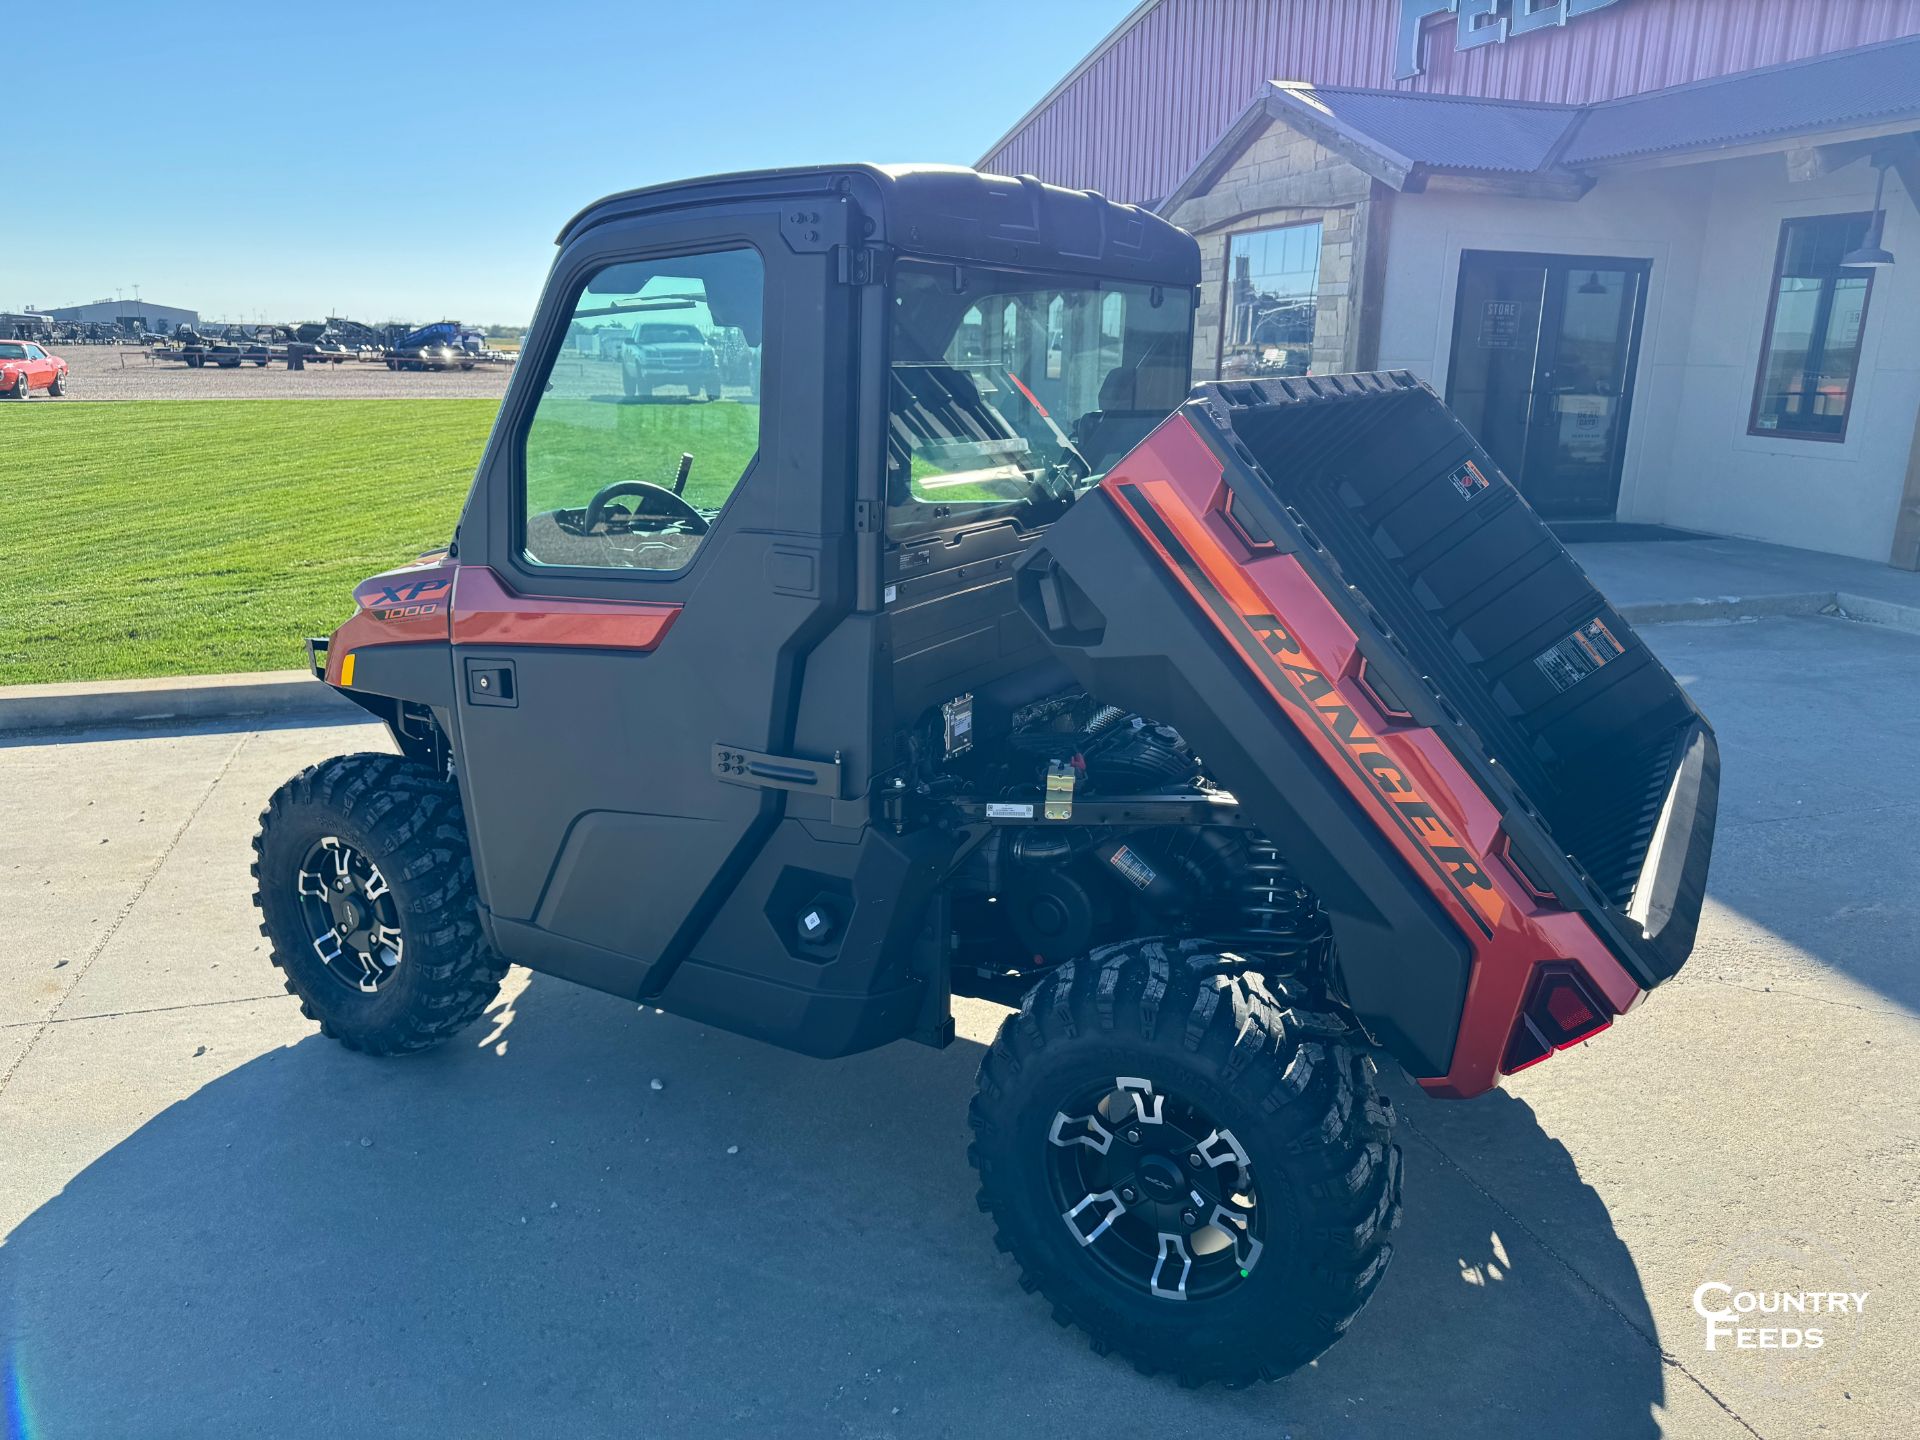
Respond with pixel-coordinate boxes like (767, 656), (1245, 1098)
(0, 710), (359, 752)
(0, 979), (1666, 1438)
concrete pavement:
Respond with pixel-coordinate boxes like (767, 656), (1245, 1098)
(2, 617), (1916, 1438)
(1570, 532), (1920, 631)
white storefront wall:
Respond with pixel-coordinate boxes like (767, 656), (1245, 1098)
(1375, 153), (1919, 560)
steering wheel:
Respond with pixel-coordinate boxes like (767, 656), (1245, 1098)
(582, 481), (708, 536)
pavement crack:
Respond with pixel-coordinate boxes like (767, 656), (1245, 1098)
(1398, 1108), (1768, 1440)
(0, 992), (297, 1031)
(1717, 801), (1907, 831)
(1681, 974), (1902, 1017)
(0, 731), (256, 1098)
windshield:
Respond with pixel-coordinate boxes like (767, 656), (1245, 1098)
(887, 262), (1192, 540)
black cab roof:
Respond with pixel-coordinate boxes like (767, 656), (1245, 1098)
(559, 163), (1199, 288)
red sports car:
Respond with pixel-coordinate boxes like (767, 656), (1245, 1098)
(0, 340), (68, 398)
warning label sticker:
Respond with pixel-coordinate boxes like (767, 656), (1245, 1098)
(1534, 617), (1628, 693)
(1107, 844), (1158, 892)
(1448, 459), (1493, 501)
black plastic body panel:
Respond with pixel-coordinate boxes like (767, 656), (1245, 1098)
(1020, 494), (1473, 1075)
(345, 641), (454, 711)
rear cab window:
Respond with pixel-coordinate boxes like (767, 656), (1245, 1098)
(887, 261), (1192, 542)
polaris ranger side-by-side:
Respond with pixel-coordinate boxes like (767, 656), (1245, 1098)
(256, 165), (1716, 1385)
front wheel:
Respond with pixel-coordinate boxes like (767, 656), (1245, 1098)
(252, 753), (506, 1055)
(8, 373), (27, 399)
(48, 371), (66, 397)
(969, 938), (1401, 1386)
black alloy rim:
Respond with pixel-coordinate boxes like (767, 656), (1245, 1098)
(294, 836), (405, 994)
(1044, 1076), (1265, 1302)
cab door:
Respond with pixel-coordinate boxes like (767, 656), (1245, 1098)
(448, 198), (862, 1000)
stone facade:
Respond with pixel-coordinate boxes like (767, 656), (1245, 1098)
(1163, 122), (1384, 381)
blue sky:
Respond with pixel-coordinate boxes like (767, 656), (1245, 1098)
(6, 1), (1132, 325)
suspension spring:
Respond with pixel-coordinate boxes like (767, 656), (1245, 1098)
(1232, 835), (1328, 958)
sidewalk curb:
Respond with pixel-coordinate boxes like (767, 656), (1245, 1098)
(1617, 592), (1835, 625)
(0, 670), (358, 735)
(1832, 591), (1920, 635)
(1620, 591), (1920, 634)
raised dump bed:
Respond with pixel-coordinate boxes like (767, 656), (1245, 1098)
(1021, 370), (1717, 1090)
(1215, 372), (1711, 930)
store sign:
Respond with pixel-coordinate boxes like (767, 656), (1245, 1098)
(1478, 300), (1524, 349)
(1396, 0), (1630, 79)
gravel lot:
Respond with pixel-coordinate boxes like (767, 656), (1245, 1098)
(34, 344), (517, 401)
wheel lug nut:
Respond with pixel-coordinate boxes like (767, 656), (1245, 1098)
(1120, 1187), (1137, 1203)
(1187, 1152), (1203, 1168)
(1181, 1209), (1197, 1227)
(1125, 1129), (1141, 1145)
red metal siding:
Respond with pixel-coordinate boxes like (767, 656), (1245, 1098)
(982, 0), (1920, 204)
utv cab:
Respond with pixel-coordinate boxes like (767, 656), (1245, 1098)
(258, 164), (1715, 1386)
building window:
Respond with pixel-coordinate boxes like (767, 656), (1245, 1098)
(1749, 214), (1876, 442)
(1221, 221), (1322, 380)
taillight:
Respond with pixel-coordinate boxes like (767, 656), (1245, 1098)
(1502, 964), (1614, 1074)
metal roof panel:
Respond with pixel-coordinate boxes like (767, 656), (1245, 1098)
(1562, 35), (1920, 164)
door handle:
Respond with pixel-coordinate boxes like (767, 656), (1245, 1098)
(464, 657), (517, 707)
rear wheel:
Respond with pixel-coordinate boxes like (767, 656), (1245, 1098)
(969, 937), (1401, 1386)
(252, 752), (506, 1055)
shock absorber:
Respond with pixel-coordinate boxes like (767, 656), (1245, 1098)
(1231, 835), (1328, 960)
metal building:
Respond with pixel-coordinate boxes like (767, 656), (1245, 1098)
(982, 1), (1920, 568)
(46, 299), (199, 333)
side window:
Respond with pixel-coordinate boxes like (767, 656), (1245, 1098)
(1749, 213), (1875, 442)
(522, 246), (764, 571)
(1220, 221), (1322, 381)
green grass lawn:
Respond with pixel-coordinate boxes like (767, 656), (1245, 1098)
(0, 401), (494, 684)
(0, 397), (766, 684)
(526, 396), (757, 514)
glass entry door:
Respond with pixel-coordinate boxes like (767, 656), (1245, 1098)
(1446, 251), (1650, 518)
